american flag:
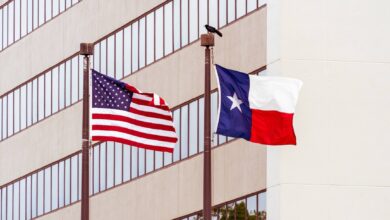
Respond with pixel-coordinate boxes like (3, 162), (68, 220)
(91, 70), (177, 153)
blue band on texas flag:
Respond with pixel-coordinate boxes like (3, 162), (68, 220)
(215, 64), (303, 145)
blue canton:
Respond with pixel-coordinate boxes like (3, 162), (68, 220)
(92, 70), (133, 111)
(215, 64), (252, 140)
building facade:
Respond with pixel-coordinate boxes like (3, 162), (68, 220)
(0, 0), (389, 219)
(0, 0), (267, 219)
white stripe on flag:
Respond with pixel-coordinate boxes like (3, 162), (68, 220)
(153, 94), (160, 105)
(91, 130), (175, 148)
(129, 102), (171, 116)
(133, 93), (153, 101)
(91, 119), (177, 138)
(92, 108), (173, 126)
(248, 75), (303, 113)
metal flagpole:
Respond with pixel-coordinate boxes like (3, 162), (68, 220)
(201, 33), (214, 220)
(80, 43), (93, 220)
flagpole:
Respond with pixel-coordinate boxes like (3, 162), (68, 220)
(80, 43), (93, 220)
(201, 33), (214, 220)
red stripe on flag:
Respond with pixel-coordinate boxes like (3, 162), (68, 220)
(92, 125), (177, 143)
(250, 109), (297, 145)
(129, 107), (172, 121)
(125, 84), (140, 93)
(92, 113), (176, 132)
(159, 97), (166, 105)
(131, 99), (151, 105)
(92, 136), (174, 153)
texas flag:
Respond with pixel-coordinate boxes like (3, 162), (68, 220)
(215, 65), (303, 145)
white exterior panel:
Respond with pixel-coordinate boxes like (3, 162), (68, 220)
(267, 0), (390, 219)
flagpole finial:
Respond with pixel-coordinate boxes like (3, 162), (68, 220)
(80, 43), (94, 56)
(201, 33), (215, 47)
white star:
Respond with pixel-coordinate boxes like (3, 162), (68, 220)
(227, 93), (243, 113)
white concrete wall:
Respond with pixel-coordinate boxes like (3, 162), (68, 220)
(38, 139), (266, 220)
(0, 6), (266, 189)
(266, 0), (390, 219)
(38, 203), (80, 220)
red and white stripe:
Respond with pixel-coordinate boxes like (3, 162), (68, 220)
(91, 93), (177, 153)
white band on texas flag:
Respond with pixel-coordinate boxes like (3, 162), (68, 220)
(215, 64), (302, 145)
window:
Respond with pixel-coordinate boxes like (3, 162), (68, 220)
(14, 89), (20, 133)
(7, 93), (13, 136)
(115, 31), (124, 79)
(71, 57), (79, 104)
(175, 191), (267, 220)
(114, 143), (123, 185)
(38, 75), (45, 121)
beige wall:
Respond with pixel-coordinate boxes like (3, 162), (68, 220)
(38, 139), (266, 220)
(38, 203), (80, 220)
(0, 7), (266, 186)
(266, 0), (390, 219)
